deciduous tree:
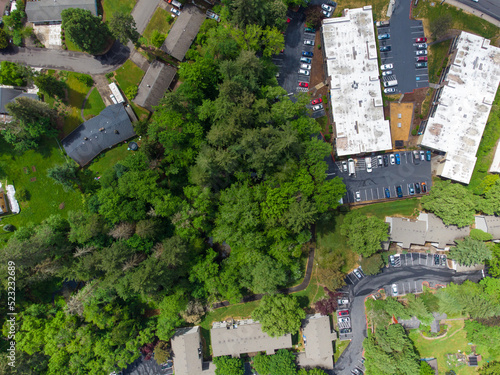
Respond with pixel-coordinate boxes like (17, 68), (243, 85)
(33, 73), (67, 99)
(61, 8), (111, 54)
(340, 211), (389, 257)
(108, 12), (139, 44)
(360, 254), (384, 275)
(213, 356), (244, 375)
(252, 294), (305, 337)
(450, 236), (492, 266)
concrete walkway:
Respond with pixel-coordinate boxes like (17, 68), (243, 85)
(93, 75), (114, 106)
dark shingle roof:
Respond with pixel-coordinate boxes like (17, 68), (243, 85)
(160, 5), (206, 61)
(26, 0), (97, 24)
(62, 104), (135, 166)
(0, 87), (39, 113)
(133, 60), (176, 111)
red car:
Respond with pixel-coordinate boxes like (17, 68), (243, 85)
(338, 310), (349, 316)
(416, 37), (427, 43)
(311, 98), (323, 105)
(287, 17), (291, 23)
(299, 82), (309, 88)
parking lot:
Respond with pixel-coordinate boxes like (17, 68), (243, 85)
(378, 0), (429, 94)
(336, 292), (354, 341)
(326, 151), (432, 204)
(390, 253), (447, 268)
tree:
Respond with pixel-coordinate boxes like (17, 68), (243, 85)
(0, 61), (29, 86)
(470, 228), (493, 241)
(156, 292), (187, 341)
(34, 73), (67, 99)
(421, 180), (478, 227)
(61, 8), (111, 55)
(340, 211), (389, 257)
(3, 9), (25, 30)
(108, 12), (139, 44)
(252, 294), (305, 337)
(213, 356), (244, 375)
(241, 255), (287, 294)
(0, 28), (9, 49)
(269, 349), (296, 375)
(125, 85), (138, 100)
(252, 353), (271, 374)
(153, 341), (170, 365)
(479, 361), (500, 375)
(480, 179), (500, 215)
(360, 254), (384, 275)
(47, 163), (79, 191)
(151, 30), (166, 48)
(450, 236), (492, 266)
(430, 13), (453, 38)
(420, 361), (435, 375)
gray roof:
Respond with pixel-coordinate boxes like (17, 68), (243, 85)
(26, 0), (97, 24)
(160, 5), (205, 61)
(475, 215), (500, 240)
(171, 327), (203, 375)
(62, 104), (135, 166)
(386, 213), (470, 249)
(0, 87), (39, 113)
(297, 314), (335, 370)
(133, 60), (176, 111)
(210, 320), (292, 357)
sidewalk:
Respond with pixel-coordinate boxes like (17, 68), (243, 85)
(444, 0), (500, 27)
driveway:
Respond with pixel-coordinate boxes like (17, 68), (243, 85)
(333, 266), (484, 375)
(132, 0), (162, 34)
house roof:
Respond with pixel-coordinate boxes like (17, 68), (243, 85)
(160, 5), (205, 61)
(26, 0), (98, 24)
(171, 326), (203, 375)
(62, 104), (135, 166)
(475, 215), (500, 240)
(386, 213), (470, 249)
(210, 320), (292, 357)
(0, 87), (39, 114)
(133, 60), (176, 111)
(297, 314), (336, 370)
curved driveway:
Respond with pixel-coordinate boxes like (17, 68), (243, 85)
(333, 265), (483, 375)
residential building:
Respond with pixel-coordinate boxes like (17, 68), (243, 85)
(297, 314), (337, 370)
(133, 60), (177, 111)
(475, 215), (500, 242)
(321, 6), (392, 157)
(26, 0), (98, 25)
(420, 31), (500, 184)
(171, 327), (215, 375)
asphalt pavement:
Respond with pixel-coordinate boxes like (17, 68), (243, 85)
(450, 0), (500, 24)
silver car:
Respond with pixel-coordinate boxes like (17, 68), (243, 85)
(298, 69), (310, 76)
(312, 104), (323, 111)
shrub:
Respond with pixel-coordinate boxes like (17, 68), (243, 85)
(125, 85), (138, 100)
(411, 128), (418, 136)
(3, 224), (15, 232)
(105, 72), (114, 79)
(75, 74), (93, 87)
(16, 187), (31, 202)
(470, 228), (493, 241)
(151, 30), (166, 48)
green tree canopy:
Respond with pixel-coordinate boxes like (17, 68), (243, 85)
(0, 28), (9, 49)
(0, 61), (30, 86)
(213, 356), (244, 375)
(480, 179), (500, 216)
(252, 294), (305, 337)
(61, 8), (111, 54)
(479, 361), (500, 375)
(269, 349), (296, 375)
(33, 73), (67, 99)
(360, 254), (384, 275)
(108, 12), (139, 44)
(340, 211), (389, 257)
(47, 163), (79, 191)
(450, 236), (492, 266)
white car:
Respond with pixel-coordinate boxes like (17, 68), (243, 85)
(321, 4), (333, 12)
(300, 63), (311, 70)
(377, 155), (383, 167)
(381, 63), (393, 71)
(365, 157), (372, 173)
(339, 317), (350, 323)
(298, 69), (310, 76)
(312, 104), (323, 111)
(355, 191), (361, 202)
(392, 284), (398, 296)
(382, 70), (393, 76)
(322, 10), (332, 17)
(416, 50), (428, 56)
(384, 87), (396, 94)
(304, 39), (315, 46)
(170, 7), (180, 16)
(390, 154), (395, 165)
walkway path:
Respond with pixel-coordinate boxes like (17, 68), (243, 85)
(93, 74), (114, 106)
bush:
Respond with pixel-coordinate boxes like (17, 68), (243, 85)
(151, 30), (166, 48)
(75, 74), (93, 87)
(16, 187), (31, 202)
(411, 128), (418, 136)
(3, 224), (15, 232)
(125, 85), (138, 100)
(360, 254), (384, 275)
(105, 72), (114, 79)
(470, 228), (493, 241)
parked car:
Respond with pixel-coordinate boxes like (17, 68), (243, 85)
(302, 51), (314, 57)
(312, 104), (323, 111)
(355, 191), (361, 202)
(434, 254), (440, 265)
(390, 154), (395, 165)
(416, 43), (428, 49)
(322, 9), (332, 17)
(321, 4), (333, 12)
(413, 150), (420, 164)
(298, 69), (310, 75)
(353, 268), (362, 279)
(408, 183), (415, 195)
(426, 150), (431, 161)
(420, 150), (425, 160)
(352, 369), (363, 375)
(415, 37), (427, 43)
(338, 310), (349, 316)
(338, 317), (351, 324)
(441, 255), (447, 266)
(380, 46), (391, 52)
(170, 7), (181, 16)
(377, 155), (383, 167)
(417, 56), (428, 62)
(304, 39), (315, 46)
(382, 70), (393, 76)
(365, 156), (372, 172)
(381, 63), (393, 70)
(338, 298), (349, 305)
(415, 182), (421, 194)
(389, 255), (396, 266)
(383, 154), (389, 167)
(392, 283), (398, 296)
(421, 182), (427, 193)
(341, 160), (348, 172)
(384, 87), (396, 94)
(304, 27), (316, 33)
(415, 62), (428, 68)
(396, 185), (403, 198)
(340, 328), (352, 334)
(385, 188), (391, 199)
(378, 33), (390, 40)
(300, 57), (312, 63)
(395, 153), (401, 165)
(301, 63), (312, 70)
(416, 50), (428, 56)
(311, 98), (322, 105)
(298, 82), (309, 87)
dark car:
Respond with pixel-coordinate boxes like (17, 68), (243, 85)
(302, 51), (314, 57)
(380, 46), (391, 52)
(413, 150), (420, 165)
(421, 182), (427, 193)
(305, 27), (316, 33)
(340, 328), (352, 334)
(383, 154), (389, 167)
(338, 310), (349, 316)
(416, 62), (428, 68)
(396, 185), (403, 198)
(415, 182), (421, 194)
(426, 150), (431, 161)
(434, 254), (440, 265)
(385, 188), (390, 199)
(395, 153), (401, 165)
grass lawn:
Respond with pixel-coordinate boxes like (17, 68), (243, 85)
(0, 137), (83, 231)
(409, 320), (493, 375)
(114, 60), (145, 93)
(142, 8), (174, 44)
(293, 262), (326, 306)
(355, 198), (420, 220)
(102, 0), (136, 21)
(334, 340), (350, 361)
(64, 37), (84, 53)
(83, 88), (106, 120)
(130, 102), (150, 121)
(428, 40), (451, 84)
(88, 142), (132, 175)
(333, 0), (389, 20)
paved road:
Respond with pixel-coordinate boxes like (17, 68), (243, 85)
(333, 265), (483, 375)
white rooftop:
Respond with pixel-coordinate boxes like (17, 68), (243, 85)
(421, 31), (500, 184)
(322, 6), (392, 156)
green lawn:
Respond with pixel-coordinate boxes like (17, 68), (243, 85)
(114, 60), (145, 93)
(83, 87), (106, 120)
(142, 8), (174, 44)
(102, 0), (136, 21)
(88, 142), (133, 175)
(64, 37), (84, 53)
(334, 340), (349, 361)
(428, 40), (451, 84)
(355, 198), (420, 220)
(334, 0), (389, 20)
(409, 320), (492, 375)
(0, 137), (83, 231)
